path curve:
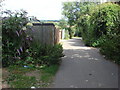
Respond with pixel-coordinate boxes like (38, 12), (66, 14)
(52, 37), (118, 88)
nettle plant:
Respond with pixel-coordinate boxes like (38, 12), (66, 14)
(2, 10), (33, 67)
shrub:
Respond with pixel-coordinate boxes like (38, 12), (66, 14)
(79, 3), (120, 64)
(24, 42), (63, 67)
(89, 3), (120, 46)
(2, 10), (33, 67)
(2, 10), (63, 67)
(100, 34), (120, 64)
(93, 3), (120, 64)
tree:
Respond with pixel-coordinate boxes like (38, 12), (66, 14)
(62, 2), (97, 38)
(62, 2), (75, 39)
(62, 2), (91, 38)
(57, 18), (67, 30)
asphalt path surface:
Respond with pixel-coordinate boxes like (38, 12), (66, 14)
(52, 37), (118, 88)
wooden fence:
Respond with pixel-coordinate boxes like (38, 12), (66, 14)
(26, 23), (60, 45)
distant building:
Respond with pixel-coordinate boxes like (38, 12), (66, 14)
(28, 16), (41, 23)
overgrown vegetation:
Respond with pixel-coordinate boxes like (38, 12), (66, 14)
(3, 65), (59, 88)
(2, 10), (63, 88)
(24, 42), (63, 67)
(62, 2), (96, 39)
(40, 65), (59, 83)
(2, 10), (32, 67)
(61, 2), (120, 64)
(80, 3), (120, 64)
(2, 10), (63, 67)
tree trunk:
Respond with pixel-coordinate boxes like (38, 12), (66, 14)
(68, 27), (72, 39)
(69, 31), (72, 39)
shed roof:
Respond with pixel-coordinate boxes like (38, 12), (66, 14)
(32, 23), (55, 26)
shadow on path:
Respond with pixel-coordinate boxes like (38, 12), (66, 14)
(52, 37), (118, 88)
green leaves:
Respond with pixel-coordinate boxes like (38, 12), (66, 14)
(57, 18), (67, 30)
(28, 43), (63, 66)
(2, 10), (33, 67)
(78, 2), (120, 64)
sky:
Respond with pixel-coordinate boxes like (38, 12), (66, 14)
(2, 0), (78, 20)
(2, 0), (119, 20)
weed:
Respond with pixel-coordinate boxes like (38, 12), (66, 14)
(5, 65), (59, 88)
(40, 65), (59, 83)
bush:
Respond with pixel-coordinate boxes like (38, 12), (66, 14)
(100, 34), (120, 64)
(24, 42), (63, 67)
(2, 10), (64, 67)
(2, 10), (33, 67)
(92, 3), (120, 64)
(89, 3), (120, 47)
(79, 3), (120, 64)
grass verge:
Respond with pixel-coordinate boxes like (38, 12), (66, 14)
(3, 65), (59, 88)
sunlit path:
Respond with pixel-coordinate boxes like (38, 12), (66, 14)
(52, 37), (118, 88)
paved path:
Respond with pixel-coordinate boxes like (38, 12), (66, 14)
(52, 37), (118, 88)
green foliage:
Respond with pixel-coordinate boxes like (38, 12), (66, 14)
(64, 30), (69, 39)
(62, 2), (96, 39)
(100, 34), (120, 64)
(2, 10), (33, 67)
(75, 2), (97, 46)
(92, 35), (106, 47)
(5, 64), (59, 88)
(2, 9), (63, 88)
(7, 74), (36, 88)
(2, 10), (63, 67)
(83, 3), (120, 47)
(41, 65), (59, 83)
(62, 2), (80, 38)
(87, 3), (120, 64)
(41, 65), (59, 75)
(57, 18), (67, 30)
(5, 65), (37, 88)
(79, 3), (120, 64)
(62, 2), (120, 64)
(62, 2), (75, 26)
(8, 65), (36, 74)
(23, 42), (63, 67)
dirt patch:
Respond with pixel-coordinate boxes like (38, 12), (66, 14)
(2, 68), (10, 88)
(25, 70), (41, 80)
(2, 68), (9, 79)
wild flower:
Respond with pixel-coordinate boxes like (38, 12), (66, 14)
(17, 49), (21, 55)
(29, 37), (33, 41)
(20, 47), (23, 52)
(19, 30), (22, 35)
(16, 31), (20, 37)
